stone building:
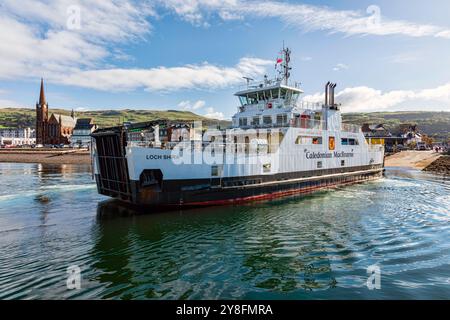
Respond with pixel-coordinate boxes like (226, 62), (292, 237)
(36, 78), (76, 145)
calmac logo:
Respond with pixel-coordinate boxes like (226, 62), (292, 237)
(329, 136), (335, 151)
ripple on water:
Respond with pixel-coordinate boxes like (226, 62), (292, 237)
(0, 164), (450, 299)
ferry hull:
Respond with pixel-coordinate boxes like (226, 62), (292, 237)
(95, 165), (383, 207)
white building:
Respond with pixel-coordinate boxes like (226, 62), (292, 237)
(0, 128), (36, 146)
(70, 118), (97, 147)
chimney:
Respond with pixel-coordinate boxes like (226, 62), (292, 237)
(325, 81), (330, 106)
(330, 83), (336, 107)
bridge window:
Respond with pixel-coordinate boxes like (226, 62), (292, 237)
(252, 117), (260, 126)
(271, 89), (279, 99)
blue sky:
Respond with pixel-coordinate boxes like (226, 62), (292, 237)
(1, 0), (450, 119)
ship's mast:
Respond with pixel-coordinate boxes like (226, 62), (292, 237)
(282, 47), (291, 85)
(276, 46), (292, 85)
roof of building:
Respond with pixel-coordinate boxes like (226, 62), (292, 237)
(50, 113), (77, 128)
(74, 118), (95, 130)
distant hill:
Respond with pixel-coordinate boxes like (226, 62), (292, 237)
(1, 108), (449, 142)
(342, 111), (450, 142)
(0, 107), (229, 129)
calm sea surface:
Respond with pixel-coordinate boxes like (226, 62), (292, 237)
(0, 163), (449, 299)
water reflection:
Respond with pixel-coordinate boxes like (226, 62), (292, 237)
(1, 163), (449, 299)
(92, 195), (366, 298)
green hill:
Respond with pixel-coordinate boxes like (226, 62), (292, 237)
(342, 111), (450, 142)
(0, 107), (228, 129)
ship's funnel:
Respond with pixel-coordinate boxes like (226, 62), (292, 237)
(325, 81), (330, 106)
(330, 83), (337, 106)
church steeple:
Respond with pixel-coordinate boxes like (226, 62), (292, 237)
(39, 78), (46, 106)
(36, 78), (49, 145)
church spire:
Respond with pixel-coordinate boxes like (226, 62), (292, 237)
(39, 78), (46, 106)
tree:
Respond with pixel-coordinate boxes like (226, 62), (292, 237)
(422, 135), (434, 147)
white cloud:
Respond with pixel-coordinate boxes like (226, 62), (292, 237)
(302, 83), (450, 112)
(204, 107), (225, 120)
(333, 63), (349, 71)
(178, 100), (206, 110)
(0, 1), (273, 93)
(161, 0), (450, 39)
(0, 0), (154, 79)
(58, 57), (271, 92)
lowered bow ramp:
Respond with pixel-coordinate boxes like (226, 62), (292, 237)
(92, 128), (133, 202)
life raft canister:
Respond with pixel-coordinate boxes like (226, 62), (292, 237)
(267, 102), (272, 109)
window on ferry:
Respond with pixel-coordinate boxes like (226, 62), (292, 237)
(317, 161), (323, 169)
(312, 137), (322, 145)
(239, 118), (248, 126)
(247, 93), (258, 105)
(258, 91), (267, 101)
(279, 88), (288, 100)
(342, 138), (358, 145)
(276, 114), (287, 125)
(211, 165), (219, 177)
(239, 96), (248, 106)
(263, 116), (272, 125)
(252, 117), (260, 126)
(295, 136), (310, 144)
(271, 89), (279, 99)
(245, 136), (250, 154)
(341, 160), (345, 166)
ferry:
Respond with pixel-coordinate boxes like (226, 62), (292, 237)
(91, 48), (384, 206)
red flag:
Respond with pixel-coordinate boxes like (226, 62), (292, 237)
(276, 58), (283, 64)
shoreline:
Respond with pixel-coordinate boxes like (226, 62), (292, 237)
(384, 150), (442, 170)
(0, 149), (91, 165)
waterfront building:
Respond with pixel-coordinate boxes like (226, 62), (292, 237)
(36, 78), (76, 145)
(0, 127), (36, 146)
(70, 118), (98, 147)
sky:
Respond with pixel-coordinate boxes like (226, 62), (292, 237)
(1, 0), (450, 120)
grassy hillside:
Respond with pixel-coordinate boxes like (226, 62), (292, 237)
(0, 107), (229, 129)
(342, 111), (450, 142)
